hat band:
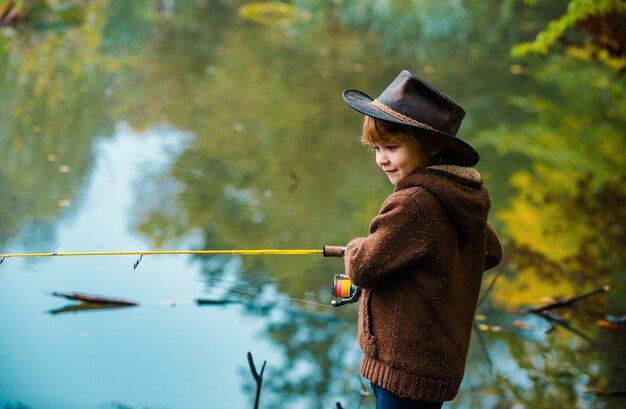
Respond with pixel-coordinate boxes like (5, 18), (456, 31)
(372, 99), (437, 132)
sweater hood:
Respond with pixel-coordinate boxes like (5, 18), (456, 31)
(395, 165), (491, 225)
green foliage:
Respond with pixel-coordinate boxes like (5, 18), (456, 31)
(293, 0), (470, 57)
(512, 0), (626, 71)
(0, 0), (85, 29)
(0, 0), (114, 246)
(476, 57), (625, 294)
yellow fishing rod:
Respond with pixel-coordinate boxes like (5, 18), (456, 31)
(0, 249), (325, 258)
(0, 249), (325, 269)
(0, 246), (344, 266)
(0, 246), (358, 307)
(0, 246), (345, 259)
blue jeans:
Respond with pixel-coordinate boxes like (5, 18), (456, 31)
(371, 383), (444, 409)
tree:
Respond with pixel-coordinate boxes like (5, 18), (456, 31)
(512, 0), (626, 74)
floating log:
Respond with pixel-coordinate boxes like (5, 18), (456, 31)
(51, 292), (139, 306)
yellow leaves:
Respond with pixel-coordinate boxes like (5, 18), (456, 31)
(596, 320), (619, 329)
(509, 64), (529, 75)
(490, 267), (580, 311)
(476, 322), (502, 332)
(5, 1), (112, 102)
(565, 44), (626, 72)
(499, 166), (589, 264)
(238, 2), (311, 28)
(512, 0), (626, 72)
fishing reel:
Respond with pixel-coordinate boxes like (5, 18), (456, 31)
(331, 274), (361, 307)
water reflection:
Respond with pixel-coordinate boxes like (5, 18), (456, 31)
(48, 302), (138, 316)
(46, 291), (139, 315)
(1, 0), (625, 408)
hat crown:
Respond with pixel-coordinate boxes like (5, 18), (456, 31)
(377, 70), (465, 136)
(342, 69), (479, 165)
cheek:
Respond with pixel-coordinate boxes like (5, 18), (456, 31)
(374, 151), (384, 165)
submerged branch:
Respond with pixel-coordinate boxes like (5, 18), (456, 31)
(247, 352), (266, 409)
(522, 285), (610, 314)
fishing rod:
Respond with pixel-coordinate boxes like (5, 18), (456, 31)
(0, 246), (347, 258)
(0, 245), (360, 307)
(0, 247), (344, 267)
(0, 249), (324, 258)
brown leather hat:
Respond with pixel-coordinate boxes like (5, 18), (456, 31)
(343, 70), (479, 166)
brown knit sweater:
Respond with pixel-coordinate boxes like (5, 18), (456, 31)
(344, 165), (502, 402)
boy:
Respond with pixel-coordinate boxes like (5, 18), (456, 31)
(341, 70), (502, 408)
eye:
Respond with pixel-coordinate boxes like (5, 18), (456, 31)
(386, 145), (398, 151)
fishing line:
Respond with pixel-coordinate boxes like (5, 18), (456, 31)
(1, 246), (353, 307)
(202, 279), (332, 308)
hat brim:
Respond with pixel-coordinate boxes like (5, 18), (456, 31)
(343, 89), (479, 166)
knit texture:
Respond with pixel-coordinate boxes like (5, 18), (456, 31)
(344, 165), (502, 402)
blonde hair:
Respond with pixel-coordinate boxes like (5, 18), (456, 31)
(361, 116), (452, 165)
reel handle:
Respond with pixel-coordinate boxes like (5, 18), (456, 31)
(323, 245), (346, 257)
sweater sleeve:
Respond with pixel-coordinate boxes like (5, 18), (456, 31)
(344, 192), (430, 289)
(484, 222), (502, 271)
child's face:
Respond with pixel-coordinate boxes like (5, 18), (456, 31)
(372, 136), (432, 186)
